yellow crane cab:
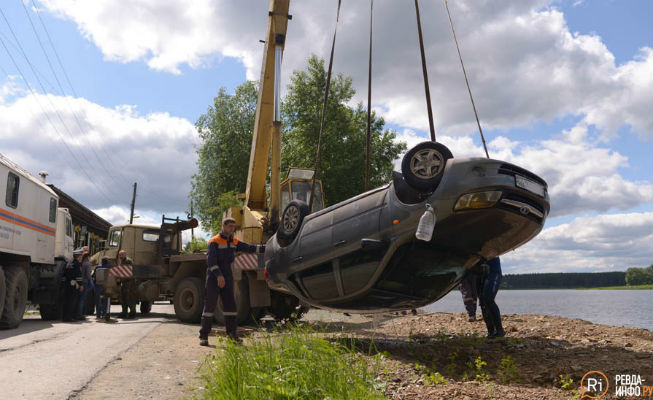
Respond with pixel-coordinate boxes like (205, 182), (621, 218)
(280, 168), (325, 213)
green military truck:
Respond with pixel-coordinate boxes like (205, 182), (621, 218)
(90, 215), (304, 324)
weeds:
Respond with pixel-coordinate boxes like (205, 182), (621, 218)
(559, 374), (580, 399)
(443, 349), (459, 376)
(496, 355), (520, 383)
(466, 356), (490, 382)
(414, 363), (447, 386)
(195, 325), (384, 399)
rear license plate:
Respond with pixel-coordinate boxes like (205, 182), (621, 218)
(515, 175), (545, 197)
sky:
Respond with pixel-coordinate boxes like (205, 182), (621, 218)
(0, 0), (651, 273)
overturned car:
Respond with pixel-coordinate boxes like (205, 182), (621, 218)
(264, 141), (549, 312)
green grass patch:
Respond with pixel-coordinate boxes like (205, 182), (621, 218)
(195, 325), (384, 400)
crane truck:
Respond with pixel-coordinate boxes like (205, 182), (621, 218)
(89, 0), (323, 324)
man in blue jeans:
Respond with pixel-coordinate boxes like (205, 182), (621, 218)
(477, 257), (505, 338)
(94, 257), (109, 319)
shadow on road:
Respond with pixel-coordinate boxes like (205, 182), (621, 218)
(0, 318), (55, 341)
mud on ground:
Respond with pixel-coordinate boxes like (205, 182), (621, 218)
(302, 311), (652, 399)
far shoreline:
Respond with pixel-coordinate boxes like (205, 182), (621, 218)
(501, 284), (652, 290)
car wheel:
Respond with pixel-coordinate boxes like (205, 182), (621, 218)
(173, 277), (204, 323)
(401, 141), (453, 192)
(140, 301), (152, 315)
(0, 266), (28, 329)
(276, 200), (310, 247)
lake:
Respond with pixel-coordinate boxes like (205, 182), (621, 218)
(422, 289), (653, 331)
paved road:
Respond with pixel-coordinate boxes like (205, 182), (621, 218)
(0, 304), (176, 399)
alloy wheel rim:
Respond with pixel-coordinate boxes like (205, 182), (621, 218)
(410, 148), (443, 179)
(283, 206), (300, 231)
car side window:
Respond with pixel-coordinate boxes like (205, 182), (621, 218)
(5, 172), (19, 208)
(49, 198), (57, 223)
(66, 218), (73, 237)
(142, 230), (159, 242)
(109, 230), (122, 247)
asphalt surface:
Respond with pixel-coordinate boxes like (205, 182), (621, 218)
(0, 304), (175, 399)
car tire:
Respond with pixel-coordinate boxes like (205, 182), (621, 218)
(140, 301), (152, 315)
(173, 277), (204, 323)
(401, 141), (453, 192)
(0, 266), (28, 329)
(277, 200), (310, 247)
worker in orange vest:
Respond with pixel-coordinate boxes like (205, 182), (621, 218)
(199, 217), (265, 346)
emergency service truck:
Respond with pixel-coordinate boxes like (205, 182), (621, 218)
(0, 154), (74, 329)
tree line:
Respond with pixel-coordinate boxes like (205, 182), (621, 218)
(501, 272), (625, 289)
(500, 269), (652, 289)
(190, 56), (405, 234)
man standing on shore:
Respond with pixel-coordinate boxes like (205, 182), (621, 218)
(478, 257), (505, 339)
(459, 269), (481, 322)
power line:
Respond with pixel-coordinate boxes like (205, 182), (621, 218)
(29, 0), (134, 181)
(18, 0), (127, 189)
(0, 6), (121, 203)
(0, 35), (116, 204)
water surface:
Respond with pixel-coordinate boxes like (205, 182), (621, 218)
(423, 289), (653, 331)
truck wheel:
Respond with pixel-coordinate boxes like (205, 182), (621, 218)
(269, 291), (306, 321)
(0, 267), (28, 329)
(401, 141), (453, 192)
(276, 200), (310, 247)
(174, 277), (204, 323)
(0, 267), (6, 321)
(214, 276), (252, 325)
(140, 301), (152, 315)
(39, 303), (62, 320)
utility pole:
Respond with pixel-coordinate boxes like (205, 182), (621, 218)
(190, 200), (195, 240)
(129, 182), (137, 224)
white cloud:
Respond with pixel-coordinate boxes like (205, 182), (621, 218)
(503, 212), (653, 272)
(36, 0), (652, 141)
(0, 89), (198, 213)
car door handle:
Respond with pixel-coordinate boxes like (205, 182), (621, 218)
(293, 257), (304, 263)
(334, 240), (347, 247)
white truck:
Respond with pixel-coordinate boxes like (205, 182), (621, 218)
(0, 154), (74, 329)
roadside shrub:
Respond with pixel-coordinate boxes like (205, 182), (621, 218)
(196, 326), (383, 399)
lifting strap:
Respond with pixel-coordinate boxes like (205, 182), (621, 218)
(414, 0), (436, 142)
(444, 0), (490, 158)
(310, 0), (342, 211)
(365, 0), (374, 191)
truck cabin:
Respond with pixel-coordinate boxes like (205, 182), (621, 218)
(280, 168), (325, 213)
(101, 217), (196, 266)
(103, 225), (175, 266)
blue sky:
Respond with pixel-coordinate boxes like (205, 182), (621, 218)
(0, 0), (651, 273)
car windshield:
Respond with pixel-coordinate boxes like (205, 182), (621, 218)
(291, 180), (323, 212)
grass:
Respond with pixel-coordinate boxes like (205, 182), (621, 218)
(195, 325), (384, 400)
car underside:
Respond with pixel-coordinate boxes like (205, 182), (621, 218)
(264, 141), (550, 312)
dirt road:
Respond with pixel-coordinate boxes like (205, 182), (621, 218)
(0, 304), (178, 399)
